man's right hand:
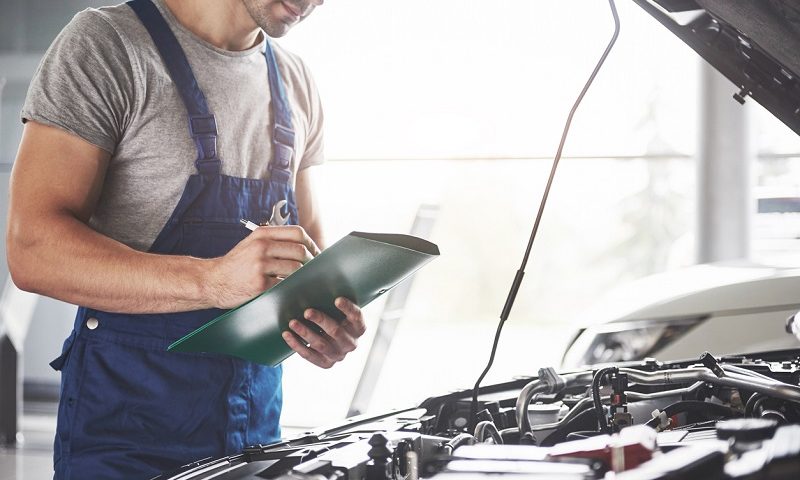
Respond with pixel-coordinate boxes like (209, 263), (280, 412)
(206, 225), (321, 309)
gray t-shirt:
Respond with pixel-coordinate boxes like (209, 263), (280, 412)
(22, 0), (325, 252)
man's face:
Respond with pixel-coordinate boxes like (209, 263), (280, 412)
(242, 0), (322, 38)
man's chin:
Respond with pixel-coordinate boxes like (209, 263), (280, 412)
(243, 0), (300, 39)
(261, 17), (299, 38)
(263, 25), (290, 38)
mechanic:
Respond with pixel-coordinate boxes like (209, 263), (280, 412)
(6, 0), (366, 478)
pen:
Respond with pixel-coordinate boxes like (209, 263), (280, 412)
(240, 218), (261, 231)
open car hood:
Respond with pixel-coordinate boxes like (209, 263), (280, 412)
(633, 0), (800, 135)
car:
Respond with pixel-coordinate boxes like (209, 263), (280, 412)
(557, 188), (800, 369)
(561, 263), (800, 368)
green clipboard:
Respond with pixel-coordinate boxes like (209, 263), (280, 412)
(168, 231), (439, 365)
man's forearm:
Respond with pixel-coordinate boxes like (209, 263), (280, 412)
(9, 123), (320, 315)
(7, 211), (215, 314)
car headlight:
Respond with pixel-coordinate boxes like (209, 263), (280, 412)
(561, 317), (706, 368)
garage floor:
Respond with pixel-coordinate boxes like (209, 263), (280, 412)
(0, 401), (57, 480)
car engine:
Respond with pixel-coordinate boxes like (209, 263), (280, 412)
(154, 350), (800, 479)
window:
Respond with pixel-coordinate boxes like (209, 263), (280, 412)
(279, 0), (707, 427)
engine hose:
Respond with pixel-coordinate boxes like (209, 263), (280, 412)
(539, 408), (599, 447)
(592, 367), (618, 434)
(722, 365), (779, 383)
(531, 397), (595, 432)
(745, 393), (766, 417)
(444, 433), (477, 454)
(750, 397), (769, 418)
(619, 367), (800, 404)
(626, 381), (704, 401)
(516, 370), (594, 435)
(644, 401), (739, 429)
(474, 421), (503, 444)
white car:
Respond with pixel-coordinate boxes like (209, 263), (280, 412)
(561, 263), (800, 368)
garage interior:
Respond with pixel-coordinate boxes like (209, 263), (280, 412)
(1, 0), (800, 479)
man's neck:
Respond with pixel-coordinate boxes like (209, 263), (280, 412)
(163, 0), (262, 51)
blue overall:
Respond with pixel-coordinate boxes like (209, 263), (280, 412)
(49, 1), (299, 477)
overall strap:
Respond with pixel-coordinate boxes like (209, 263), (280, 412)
(127, 0), (221, 174)
(264, 40), (295, 185)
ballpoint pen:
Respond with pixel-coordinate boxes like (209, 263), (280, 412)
(239, 218), (262, 231)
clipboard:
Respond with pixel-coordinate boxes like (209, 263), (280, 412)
(168, 232), (439, 365)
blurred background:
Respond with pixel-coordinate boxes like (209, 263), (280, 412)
(1, 0), (800, 476)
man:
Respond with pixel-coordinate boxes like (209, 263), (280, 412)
(6, 0), (366, 477)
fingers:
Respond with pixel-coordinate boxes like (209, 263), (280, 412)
(283, 318), (343, 369)
(289, 315), (354, 358)
(260, 240), (314, 265)
(281, 330), (333, 369)
(251, 225), (320, 257)
(261, 258), (304, 278)
(283, 299), (366, 369)
(241, 232), (313, 264)
(335, 297), (366, 336)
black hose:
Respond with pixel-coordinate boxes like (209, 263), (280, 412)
(474, 421), (503, 444)
(750, 397), (769, 418)
(591, 367), (617, 434)
(644, 401), (739, 429)
(444, 433), (477, 454)
(434, 403), (451, 434)
(539, 408), (600, 447)
(745, 393), (765, 417)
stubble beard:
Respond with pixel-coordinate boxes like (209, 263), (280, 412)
(242, 0), (308, 38)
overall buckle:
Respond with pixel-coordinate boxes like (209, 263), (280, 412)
(270, 124), (295, 174)
(189, 114), (218, 138)
(189, 114), (221, 174)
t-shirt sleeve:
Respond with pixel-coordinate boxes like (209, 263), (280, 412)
(21, 9), (137, 154)
(298, 60), (325, 170)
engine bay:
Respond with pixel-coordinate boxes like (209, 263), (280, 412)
(155, 350), (800, 479)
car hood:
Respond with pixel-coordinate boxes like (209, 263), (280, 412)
(575, 263), (800, 326)
(633, 0), (800, 136)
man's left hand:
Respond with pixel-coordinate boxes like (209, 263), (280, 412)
(282, 297), (366, 369)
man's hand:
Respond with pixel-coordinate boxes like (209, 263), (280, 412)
(282, 297), (366, 369)
(206, 225), (321, 309)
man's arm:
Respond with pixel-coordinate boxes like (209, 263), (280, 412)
(7, 122), (317, 313)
